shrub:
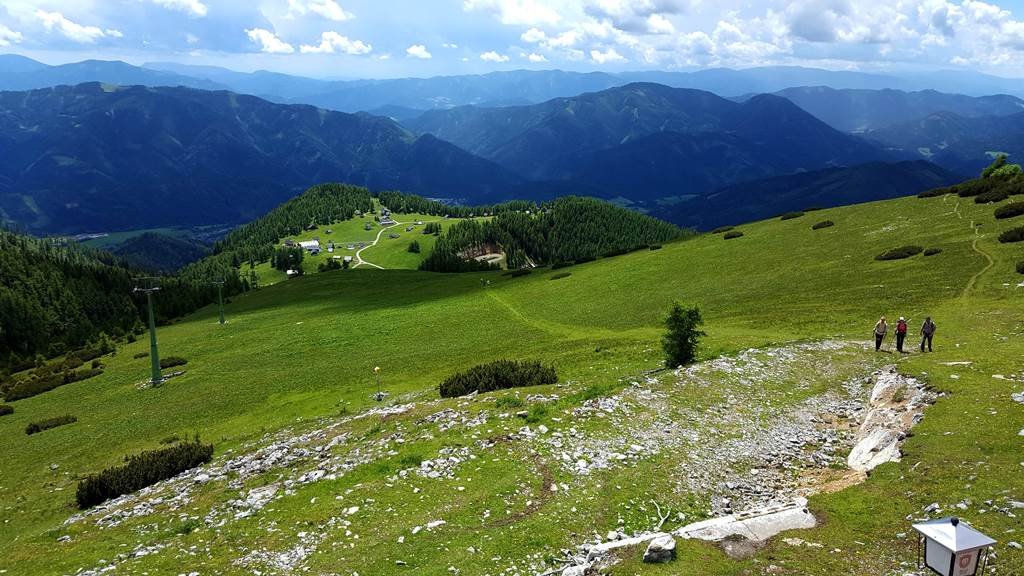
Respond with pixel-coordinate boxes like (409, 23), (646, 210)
(0, 404), (12, 416)
(999, 226), (1024, 243)
(160, 434), (181, 445)
(133, 352), (148, 360)
(550, 272), (571, 280)
(875, 245), (924, 261)
(439, 360), (558, 398)
(723, 231), (744, 240)
(923, 248), (943, 256)
(509, 268), (532, 277)
(494, 395), (524, 409)
(550, 261), (573, 270)
(812, 220), (835, 230)
(4, 368), (103, 401)
(918, 187), (951, 198)
(803, 206), (824, 212)
(663, 303), (705, 368)
(649, 244), (663, 250)
(317, 259), (342, 272)
(25, 415), (77, 435)
(711, 226), (734, 234)
(160, 356), (188, 369)
(407, 240), (421, 254)
(75, 437), (214, 509)
(995, 202), (1024, 220)
(575, 255), (596, 264)
(975, 189), (1009, 204)
(779, 211), (805, 220)
(523, 404), (548, 424)
(1018, 261), (1024, 274)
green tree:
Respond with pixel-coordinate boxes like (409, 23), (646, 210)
(662, 303), (704, 368)
(981, 154), (1022, 179)
(407, 240), (421, 254)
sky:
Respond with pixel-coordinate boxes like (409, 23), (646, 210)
(4, 0), (1024, 78)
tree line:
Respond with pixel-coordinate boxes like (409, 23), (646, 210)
(420, 196), (690, 272)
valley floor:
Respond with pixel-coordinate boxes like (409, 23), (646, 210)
(1, 194), (1022, 575)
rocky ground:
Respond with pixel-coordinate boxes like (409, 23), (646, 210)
(58, 341), (950, 576)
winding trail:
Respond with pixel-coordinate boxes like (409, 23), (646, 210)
(943, 194), (994, 299)
(353, 219), (404, 270)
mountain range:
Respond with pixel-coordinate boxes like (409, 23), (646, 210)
(0, 83), (520, 233)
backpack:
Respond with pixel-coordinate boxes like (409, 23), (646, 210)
(897, 321), (907, 334)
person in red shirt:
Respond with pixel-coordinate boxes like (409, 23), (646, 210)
(895, 316), (909, 353)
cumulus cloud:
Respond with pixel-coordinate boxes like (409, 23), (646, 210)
(0, 24), (22, 46)
(480, 50), (510, 62)
(406, 44), (432, 58)
(590, 46), (625, 63)
(151, 0), (208, 18)
(524, 51), (547, 62)
(287, 0), (355, 21)
(463, 0), (562, 26)
(35, 10), (120, 44)
(442, 42), (459, 48)
(245, 27), (295, 53)
(300, 31), (371, 54)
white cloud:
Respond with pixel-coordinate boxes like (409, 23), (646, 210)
(406, 44), (432, 59)
(590, 46), (625, 63)
(35, 10), (117, 44)
(442, 42), (459, 48)
(300, 31), (371, 54)
(186, 32), (199, 44)
(525, 52), (547, 62)
(480, 50), (510, 62)
(646, 13), (674, 34)
(463, 0), (562, 26)
(287, 0), (355, 21)
(245, 27), (295, 54)
(0, 24), (22, 47)
(151, 0), (208, 18)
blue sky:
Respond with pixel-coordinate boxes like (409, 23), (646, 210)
(4, 0), (1024, 78)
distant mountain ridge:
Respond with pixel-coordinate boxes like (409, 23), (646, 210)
(0, 83), (521, 233)
(767, 86), (1024, 132)
(407, 83), (898, 199)
(664, 160), (960, 230)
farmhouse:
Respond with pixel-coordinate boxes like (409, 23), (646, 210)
(298, 240), (321, 254)
(380, 215), (397, 225)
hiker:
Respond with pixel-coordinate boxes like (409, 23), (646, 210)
(920, 317), (937, 352)
(873, 316), (888, 351)
(895, 316), (909, 353)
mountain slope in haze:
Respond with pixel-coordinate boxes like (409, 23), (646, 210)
(769, 86), (1024, 132)
(408, 83), (896, 197)
(0, 55), (227, 92)
(866, 111), (1024, 176)
(0, 83), (521, 234)
(109, 232), (211, 273)
(665, 160), (960, 230)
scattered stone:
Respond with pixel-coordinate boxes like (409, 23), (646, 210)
(643, 535), (677, 563)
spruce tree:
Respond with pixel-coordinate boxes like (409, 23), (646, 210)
(662, 303), (704, 368)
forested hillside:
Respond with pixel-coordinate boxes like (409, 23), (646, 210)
(0, 230), (221, 371)
(420, 196), (688, 272)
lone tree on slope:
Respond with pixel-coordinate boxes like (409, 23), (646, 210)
(662, 303), (705, 368)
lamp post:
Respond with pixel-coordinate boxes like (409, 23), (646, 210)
(133, 278), (162, 387)
(913, 517), (996, 576)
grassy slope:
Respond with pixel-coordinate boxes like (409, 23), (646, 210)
(1, 194), (1022, 574)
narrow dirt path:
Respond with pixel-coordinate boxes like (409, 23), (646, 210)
(962, 219), (994, 299)
(353, 219), (404, 269)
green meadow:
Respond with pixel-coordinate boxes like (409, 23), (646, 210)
(1, 193), (1022, 575)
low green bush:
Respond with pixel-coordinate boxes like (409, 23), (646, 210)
(550, 261), (573, 270)
(875, 246), (924, 261)
(995, 202), (1024, 220)
(975, 190), (1009, 204)
(1017, 261), (1024, 274)
(999, 226), (1024, 243)
(75, 437), (214, 509)
(494, 395), (524, 409)
(575, 255), (596, 264)
(439, 360), (558, 398)
(923, 248), (943, 256)
(523, 404), (548, 424)
(812, 220), (835, 230)
(407, 240), (421, 254)
(4, 368), (102, 401)
(711, 226), (734, 234)
(0, 404), (13, 416)
(133, 352), (148, 360)
(25, 415), (77, 435)
(550, 272), (571, 280)
(160, 434), (181, 445)
(160, 356), (188, 369)
(918, 187), (951, 198)
(723, 231), (744, 240)
(649, 244), (662, 250)
(508, 268), (532, 277)
(804, 206), (824, 212)
(780, 211), (805, 220)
